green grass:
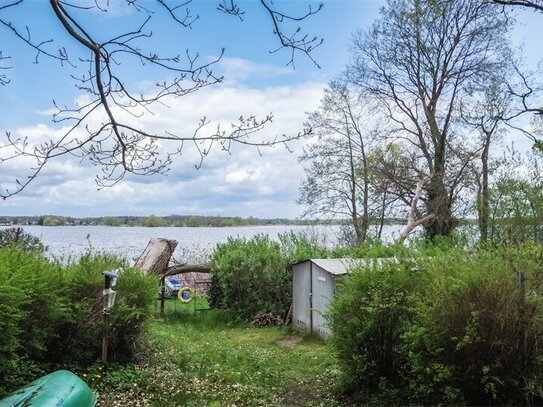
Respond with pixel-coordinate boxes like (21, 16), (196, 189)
(157, 296), (211, 316)
(94, 309), (342, 406)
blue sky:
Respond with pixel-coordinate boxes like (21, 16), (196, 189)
(0, 0), (541, 218)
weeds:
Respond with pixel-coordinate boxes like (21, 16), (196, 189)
(96, 311), (341, 406)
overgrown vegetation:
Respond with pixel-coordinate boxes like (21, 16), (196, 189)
(0, 247), (155, 397)
(0, 227), (45, 253)
(95, 311), (340, 407)
(4, 226), (543, 405)
(330, 244), (543, 405)
(209, 233), (326, 321)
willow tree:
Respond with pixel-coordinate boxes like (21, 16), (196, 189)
(349, 0), (510, 238)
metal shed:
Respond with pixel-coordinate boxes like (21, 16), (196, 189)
(292, 258), (368, 338)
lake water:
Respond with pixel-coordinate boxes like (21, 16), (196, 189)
(0, 225), (336, 262)
(0, 224), (402, 262)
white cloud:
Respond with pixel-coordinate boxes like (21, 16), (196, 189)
(217, 58), (293, 84)
(0, 73), (325, 218)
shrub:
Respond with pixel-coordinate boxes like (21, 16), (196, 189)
(329, 261), (423, 404)
(331, 240), (408, 259)
(278, 230), (329, 264)
(0, 248), (68, 395)
(52, 252), (156, 364)
(0, 227), (45, 253)
(329, 246), (543, 405)
(405, 249), (543, 405)
(209, 235), (289, 320)
(209, 233), (329, 321)
(0, 248), (156, 397)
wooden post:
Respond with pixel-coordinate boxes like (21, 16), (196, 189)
(160, 275), (166, 316)
(519, 271), (527, 367)
(283, 303), (293, 326)
(101, 311), (109, 373)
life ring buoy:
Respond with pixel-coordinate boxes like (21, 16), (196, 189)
(178, 287), (195, 303)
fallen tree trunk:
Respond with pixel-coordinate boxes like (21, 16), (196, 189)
(134, 238), (178, 275)
(397, 177), (435, 245)
(164, 263), (211, 276)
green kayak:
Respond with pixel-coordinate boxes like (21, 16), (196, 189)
(0, 370), (96, 407)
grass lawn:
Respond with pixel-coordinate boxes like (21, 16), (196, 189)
(93, 301), (342, 406)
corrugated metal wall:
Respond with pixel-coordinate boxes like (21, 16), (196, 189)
(292, 260), (336, 338)
(311, 264), (335, 337)
(293, 262), (311, 333)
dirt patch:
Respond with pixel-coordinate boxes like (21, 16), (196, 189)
(277, 336), (302, 347)
(281, 383), (315, 406)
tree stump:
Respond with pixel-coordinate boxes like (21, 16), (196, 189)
(134, 238), (178, 275)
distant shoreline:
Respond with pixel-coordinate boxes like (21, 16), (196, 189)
(0, 223), (335, 228)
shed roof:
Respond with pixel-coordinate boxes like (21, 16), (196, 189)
(293, 258), (371, 276)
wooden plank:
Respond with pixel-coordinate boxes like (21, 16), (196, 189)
(283, 303), (293, 325)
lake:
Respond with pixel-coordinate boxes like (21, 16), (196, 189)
(0, 224), (402, 262)
(0, 225), (335, 262)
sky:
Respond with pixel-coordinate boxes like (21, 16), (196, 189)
(0, 0), (542, 219)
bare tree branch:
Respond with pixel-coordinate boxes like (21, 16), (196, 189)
(0, 0), (322, 198)
(492, 0), (543, 12)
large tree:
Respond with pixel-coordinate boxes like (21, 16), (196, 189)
(461, 78), (510, 242)
(349, 0), (510, 238)
(0, 0), (322, 198)
(298, 81), (378, 244)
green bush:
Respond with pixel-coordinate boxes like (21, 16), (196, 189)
(209, 233), (328, 321)
(209, 235), (288, 320)
(0, 227), (45, 253)
(0, 248), (156, 397)
(405, 249), (543, 405)
(50, 252), (156, 364)
(278, 230), (329, 264)
(329, 261), (423, 404)
(329, 246), (543, 405)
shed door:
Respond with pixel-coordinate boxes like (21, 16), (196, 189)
(293, 264), (311, 333)
(311, 265), (334, 337)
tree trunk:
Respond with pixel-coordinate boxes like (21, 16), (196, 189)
(378, 189), (387, 240)
(346, 128), (364, 244)
(134, 238), (178, 275)
(425, 144), (453, 238)
(425, 179), (452, 238)
(164, 263), (211, 276)
(479, 134), (491, 242)
(361, 135), (370, 243)
(398, 177), (435, 244)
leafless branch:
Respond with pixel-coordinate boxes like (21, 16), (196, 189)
(0, 0), (321, 198)
(492, 0), (543, 12)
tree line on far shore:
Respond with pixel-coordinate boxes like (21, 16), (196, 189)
(0, 214), (327, 228)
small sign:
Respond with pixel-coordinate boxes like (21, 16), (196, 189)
(318, 276), (326, 282)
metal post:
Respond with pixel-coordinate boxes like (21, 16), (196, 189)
(102, 311), (110, 372)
